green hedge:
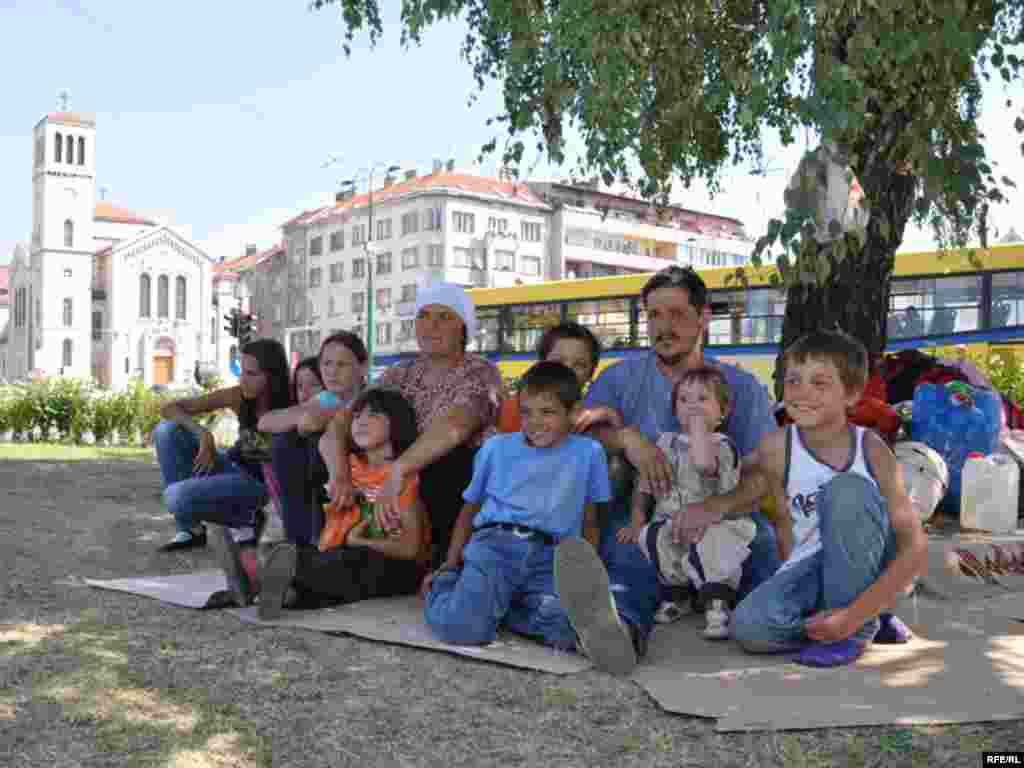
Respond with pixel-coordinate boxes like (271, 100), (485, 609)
(0, 378), (222, 446)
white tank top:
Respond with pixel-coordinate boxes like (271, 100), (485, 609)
(783, 424), (877, 569)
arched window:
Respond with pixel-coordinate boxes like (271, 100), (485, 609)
(139, 274), (151, 318)
(66, 135), (74, 165)
(62, 297), (73, 327)
(175, 276), (187, 320)
(55, 132), (63, 163)
(157, 275), (169, 318)
(62, 339), (73, 368)
(77, 137), (85, 166)
(64, 219), (73, 248)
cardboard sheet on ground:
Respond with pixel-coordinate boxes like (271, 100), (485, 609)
(84, 570), (228, 609)
(634, 592), (1024, 732)
(229, 596), (591, 675)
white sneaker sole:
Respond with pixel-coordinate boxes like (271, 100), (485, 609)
(211, 526), (250, 608)
(259, 543), (297, 621)
(555, 537), (637, 676)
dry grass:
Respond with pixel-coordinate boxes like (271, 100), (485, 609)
(1, 453), (1020, 767)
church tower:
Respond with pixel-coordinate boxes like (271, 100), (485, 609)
(31, 109), (96, 378)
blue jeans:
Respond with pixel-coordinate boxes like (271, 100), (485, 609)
(732, 474), (896, 652)
(153, 421), (266, 534)
(601, 479), (780, 648)
(425, 527), (577, 650)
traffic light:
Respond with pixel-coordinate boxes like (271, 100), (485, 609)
(223, 308), (240, 339)
(236, 312), (255, 345)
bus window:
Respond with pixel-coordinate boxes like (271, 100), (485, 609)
(565, 297), (633, 349)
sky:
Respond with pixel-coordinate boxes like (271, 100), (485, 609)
(1, 1), (1022, 265)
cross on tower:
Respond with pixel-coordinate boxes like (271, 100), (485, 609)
(57, 90), (70, 111)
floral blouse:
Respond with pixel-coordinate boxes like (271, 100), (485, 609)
(378, 353), (503, 449)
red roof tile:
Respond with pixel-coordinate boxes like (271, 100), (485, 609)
(289, 171), (550, 228)
(214, 243), (284, 276)
(93, 201), (156, 226)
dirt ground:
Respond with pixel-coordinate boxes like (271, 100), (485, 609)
(0, 453), (1019, 767)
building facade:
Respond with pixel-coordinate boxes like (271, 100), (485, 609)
(2, 112), (227, 389)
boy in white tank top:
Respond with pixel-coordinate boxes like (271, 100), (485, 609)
(673, 330), (927, 667)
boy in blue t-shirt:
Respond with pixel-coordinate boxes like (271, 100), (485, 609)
(423, 361), (613, 659)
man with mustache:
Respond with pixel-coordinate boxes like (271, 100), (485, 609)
(555, 266), (781, 674)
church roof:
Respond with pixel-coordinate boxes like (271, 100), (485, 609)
(40, 112), (96, 128)
(0, 265), (9, 307)
(94, 201), (156, 226)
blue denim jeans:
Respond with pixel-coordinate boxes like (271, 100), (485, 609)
(268, 430), (326, 546)
(153, 421), (266, 534)
(732, 473), (896, 652)
(425, 527), (578, 650)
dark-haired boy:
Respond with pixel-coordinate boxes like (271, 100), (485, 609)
(679, 330), (927, 666)
(424, 361), (628, 670)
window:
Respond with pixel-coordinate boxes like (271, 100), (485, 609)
(63, 219), (74, 248)
(376, 287), (392, 312)
(352, 224), (365, 245)
(310, 235), (323, 257)
(310, 331), (321, 351)
(63, 268), (72, 278)
(376, 218), (392, 240)
(520, 254), (542, 276)
(329, 230), (344, 251)
(352, 292), (365, 313)
(401, 247), (419, 269)
(377, 252), (392, 275)
(453, 211), (475, 233)
(428, 244), (444, 267)
(309, 267), (322, 288)
(66, 135), (74, 164)
(77, 137), (85, 166)
(521, 222), (542, 242)
(399, 319), (415, 340)
(175, 276), (187, 320)
(329, 262), (344, 283)
(62, 339), (72, 368)
(353, 258), (366, 278)
(401, 212), (419, 235)
(211, 316), (216, 343)
(992, 271), (1024, 327)
(139, 275), (151, 318)
(377, 322), (392, 345)
(566, 297), (635, 350)
(328, 295), (338, 316)
(55, 132), (63, 163)
(495, 250), (516, 271)
(92, 311), (102, 341)
(488, 216), (508, 233)
(63, 297), (73, 327)
(424, 207), (443, 231)
(887, 275), (981, 339)
(452, 247), (472, 268)
(157, 275), (169, 318)
(400, 283), (417, 302)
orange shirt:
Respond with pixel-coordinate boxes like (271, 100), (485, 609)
(497, 396), (522, 434)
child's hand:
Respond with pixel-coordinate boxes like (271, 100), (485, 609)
(616, 525), (642, 545)
(574, 406), (618, 433)
(345, 519), (370, 548)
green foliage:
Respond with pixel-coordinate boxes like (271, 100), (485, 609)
(976, 349), (1024, 405)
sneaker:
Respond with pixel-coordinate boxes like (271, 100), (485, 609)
(654, 600), (693, 624)
(703, 599), (730, 640)
(210, 526), (253, 608)
(259, 542), (297, 621)
(158, 526), (207, 553)
(555, 536), (637, 676)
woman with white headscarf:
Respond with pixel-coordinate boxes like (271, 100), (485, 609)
(322, 281), (503, 568)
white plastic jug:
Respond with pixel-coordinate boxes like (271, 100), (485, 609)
(960, 453), (1020, 534)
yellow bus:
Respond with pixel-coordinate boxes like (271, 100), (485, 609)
(378, 244), (1024, 387)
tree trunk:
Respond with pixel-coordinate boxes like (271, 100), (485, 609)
(774, 168), (917, 400)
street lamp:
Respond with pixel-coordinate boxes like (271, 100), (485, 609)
(339, 162), (400, 379)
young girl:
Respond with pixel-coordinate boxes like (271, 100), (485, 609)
(154, 338), (291, 552)
(619, 366), (755, 639)
(228, 387), (430, 619)
(291, 356), (324, 405)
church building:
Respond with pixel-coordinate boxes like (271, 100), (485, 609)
(2, 111), (237, 389)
